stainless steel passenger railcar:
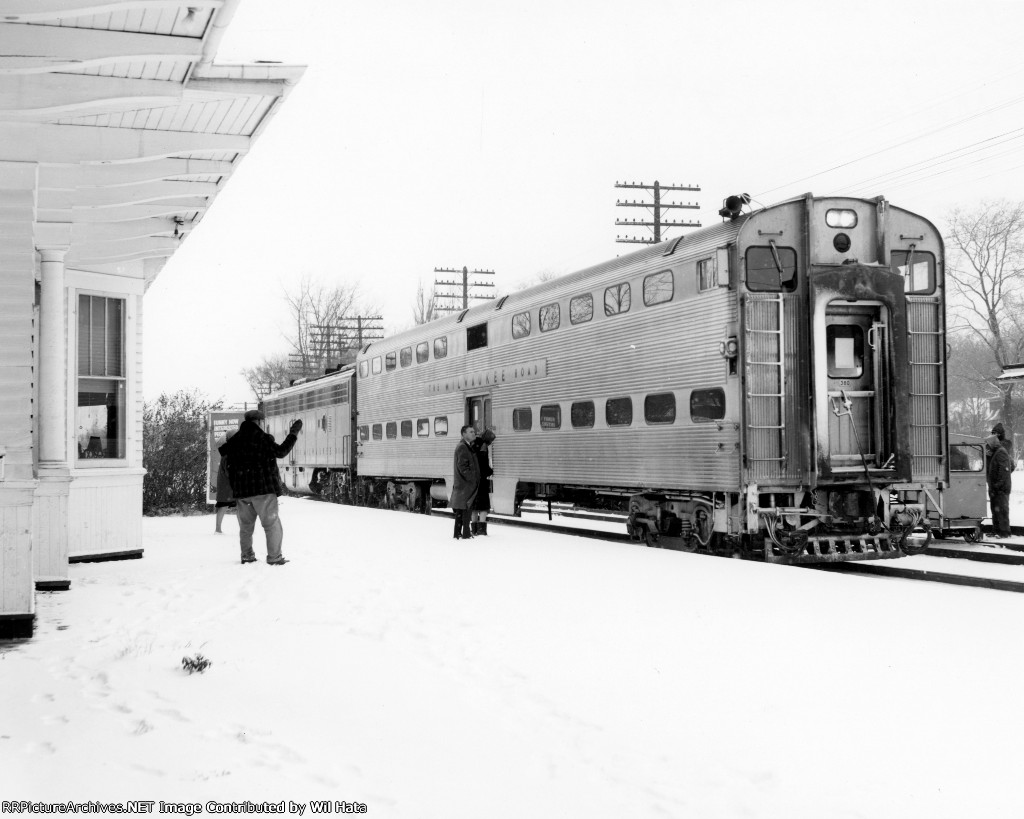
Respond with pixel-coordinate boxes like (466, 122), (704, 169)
(264, 193), (948, 563)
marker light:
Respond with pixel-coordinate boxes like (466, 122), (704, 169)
(826, 208), (858, 228)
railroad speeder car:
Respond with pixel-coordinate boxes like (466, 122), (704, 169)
(264, 193), (949, 563)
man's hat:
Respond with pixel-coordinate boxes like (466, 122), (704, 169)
(244, 409), (265, 422)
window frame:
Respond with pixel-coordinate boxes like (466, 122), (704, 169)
(745, 245), (798, 293)
(539, 303), (561, 332)
(512, 311), (531, 339)
(605, 396), (633, 427)
(400, 347), (412, 368)
(539, 404), (562, 430)
(76, 292), (128, 464)
(570, 400), (595, 429)
(697, 257), (717, 292)
(513, 407), (533, 431)
(416, 342), (429, 364)
(434, 416), (449, 436)
(644, 392), (677, 425)
(569, 293), (594, 325)
(643, 269), (674, 306)
(891, 249), (937, 295)
(689, 388), (726, 423)
(604, 282), (631, 316)
(434, 337), (448, 359)
(467, 321), (488, 351)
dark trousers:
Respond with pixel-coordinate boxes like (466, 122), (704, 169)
(991, 492), (1011, 537)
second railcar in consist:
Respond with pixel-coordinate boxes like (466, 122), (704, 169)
(265, 193), (948, 563)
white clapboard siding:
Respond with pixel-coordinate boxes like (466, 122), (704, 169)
(0, 488), (34, 616)
(68, 474), (143, 556)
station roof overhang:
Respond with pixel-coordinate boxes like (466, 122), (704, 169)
(0, 0), (304, 286)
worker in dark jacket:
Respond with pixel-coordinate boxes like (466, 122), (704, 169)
(992, 422), (1016, 471)
(986, 434), (1013, 539)
(219, 409), (302, 564)
(450, 425), (480, 539)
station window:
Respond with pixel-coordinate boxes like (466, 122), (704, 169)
(359, 360), (369, 378)
(570, 293), (593, 325)
(512, 311), (531, 339)
(644, 392), (676, 425)
(949, 443), (984, 472)
(372, 356), (382, 374)
(697, 257), (717, 291)
(467, 322), (488, 351)
(643, 270), (673, 305)
(385, 352), (397, 371)
(690, 388), (726, 422)
(417, 418), (430, 437)
(401, 420), (413, 438)
(434, 337), (448, 359)
(416, 342), (429, 364)
(605, 397), (633, 426)
(513, 407), (533, 431)
(400, 347), (412, 367)
(434, 416), (448, 436)
(604, 282), (631, 316)
(570, 401), (595, 428)
(77, 294), (126, 460)
(539, 303), (560, 332)
(385, 422), (397, 439)
(358, 425), (369, 441)
(540, 404), (562, 430)
(372, 423), (383, 440)
(826, 324), (864, 378)
(892, 249), (936, 294)
(746, 245), (798, 292)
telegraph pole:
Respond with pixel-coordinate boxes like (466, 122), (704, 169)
(433, 266), (495, 313)
(615, 180), (701, 244)
(289, 315), (384, 379)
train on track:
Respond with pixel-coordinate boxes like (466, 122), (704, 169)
(262, 192), (950, 564)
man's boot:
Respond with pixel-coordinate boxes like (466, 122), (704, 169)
(453, 512), (462, 539)
(479, 521), (487, 536)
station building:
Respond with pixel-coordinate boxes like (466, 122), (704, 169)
(0, 1), (303, 637)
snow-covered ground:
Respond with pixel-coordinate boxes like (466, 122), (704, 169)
(5, 492), (1024, 818)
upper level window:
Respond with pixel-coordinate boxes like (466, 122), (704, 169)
(892, 249), (936, 294)
(697, 257), (717, 291)
(416, 342), (429, 364)
(434, 337), (448, 359)
(604, 282), (631, 316)
(512, 311), (531, 339)
(605, 397), (633, 426)
(400, 347), (412, 367)
(540, 404), (561, 430)
(513, 407), (533, 431)
(539, 303), (560, 332)
(385, 352), (397, 371)
(746, 245), (798, 292)
(644, 393), (676, 425)
(359, 360), (369, 378)
(372, 356), (382, 374)
(690, 388), (726, 422)
(643, 270), (673, 305)
(467, 322), (488, 351)
(570, 293), (593, 325)
(77, 294), (126, 460)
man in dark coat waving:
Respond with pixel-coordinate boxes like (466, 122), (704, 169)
(219, 409), (302, 564)
(450, 425), (480, 539)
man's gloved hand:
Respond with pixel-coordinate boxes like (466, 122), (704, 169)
(289, 419), (303, 435)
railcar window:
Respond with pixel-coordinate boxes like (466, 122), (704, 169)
(358, 425), (369, 442)
(745, 246), (798, 292)
(949, 443), (984, 472)
(417, 418), (430, 437)
(513, 407), (532, 431)
(604, 282), (631, 316)
(434, 336), (448, 359)
(416, 342), (429, 364)
(826, 324), (864, 378)
(434, 416), (448, 436)
(359, 360), (369, 378)
(690, 388), (726, 422)
(372, 356), (382, 374)
(540, 404), (562, 430)
(644, 270), (674, 305)
(891, 249), (936, 294)
(697, 257), (717, 291)
(539, 303), (560, 332)
(570, 401), (595, 428)
(512, 311), (531, 339)
(644, 393), (676, 424)
(385, 352), (397, 371)
(605, 397), (633, 426)
(400, 347), (412, 367)
(401, 420), (413, 438)
(386, 422), (397, 439)
(467, 322), (488, 351)
(570, 293), (593, 324)
(372, 424), (382, 440)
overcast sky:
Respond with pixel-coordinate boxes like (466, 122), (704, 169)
(142, 0), (1024, 404)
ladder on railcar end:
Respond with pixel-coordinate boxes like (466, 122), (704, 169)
(906, 301), (946, 476)
(745, 293), (787, 479)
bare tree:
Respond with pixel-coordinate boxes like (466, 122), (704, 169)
(413, 279), (438, 325)
(240, 354), (290, 402)
(284, 275), (369, 376)
(946, 200), (1024, 437)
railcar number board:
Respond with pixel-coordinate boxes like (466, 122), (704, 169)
(428, 359), (548, 394)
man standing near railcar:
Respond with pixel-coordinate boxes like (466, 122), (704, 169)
(451, 425), (480, 539)
(986, 434), (1013, 539)
(219, 409), (302, 564)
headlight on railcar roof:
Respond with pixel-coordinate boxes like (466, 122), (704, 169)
(826, 208), (858, 228)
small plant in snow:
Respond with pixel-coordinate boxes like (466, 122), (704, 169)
(182, 653), (212, 674)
